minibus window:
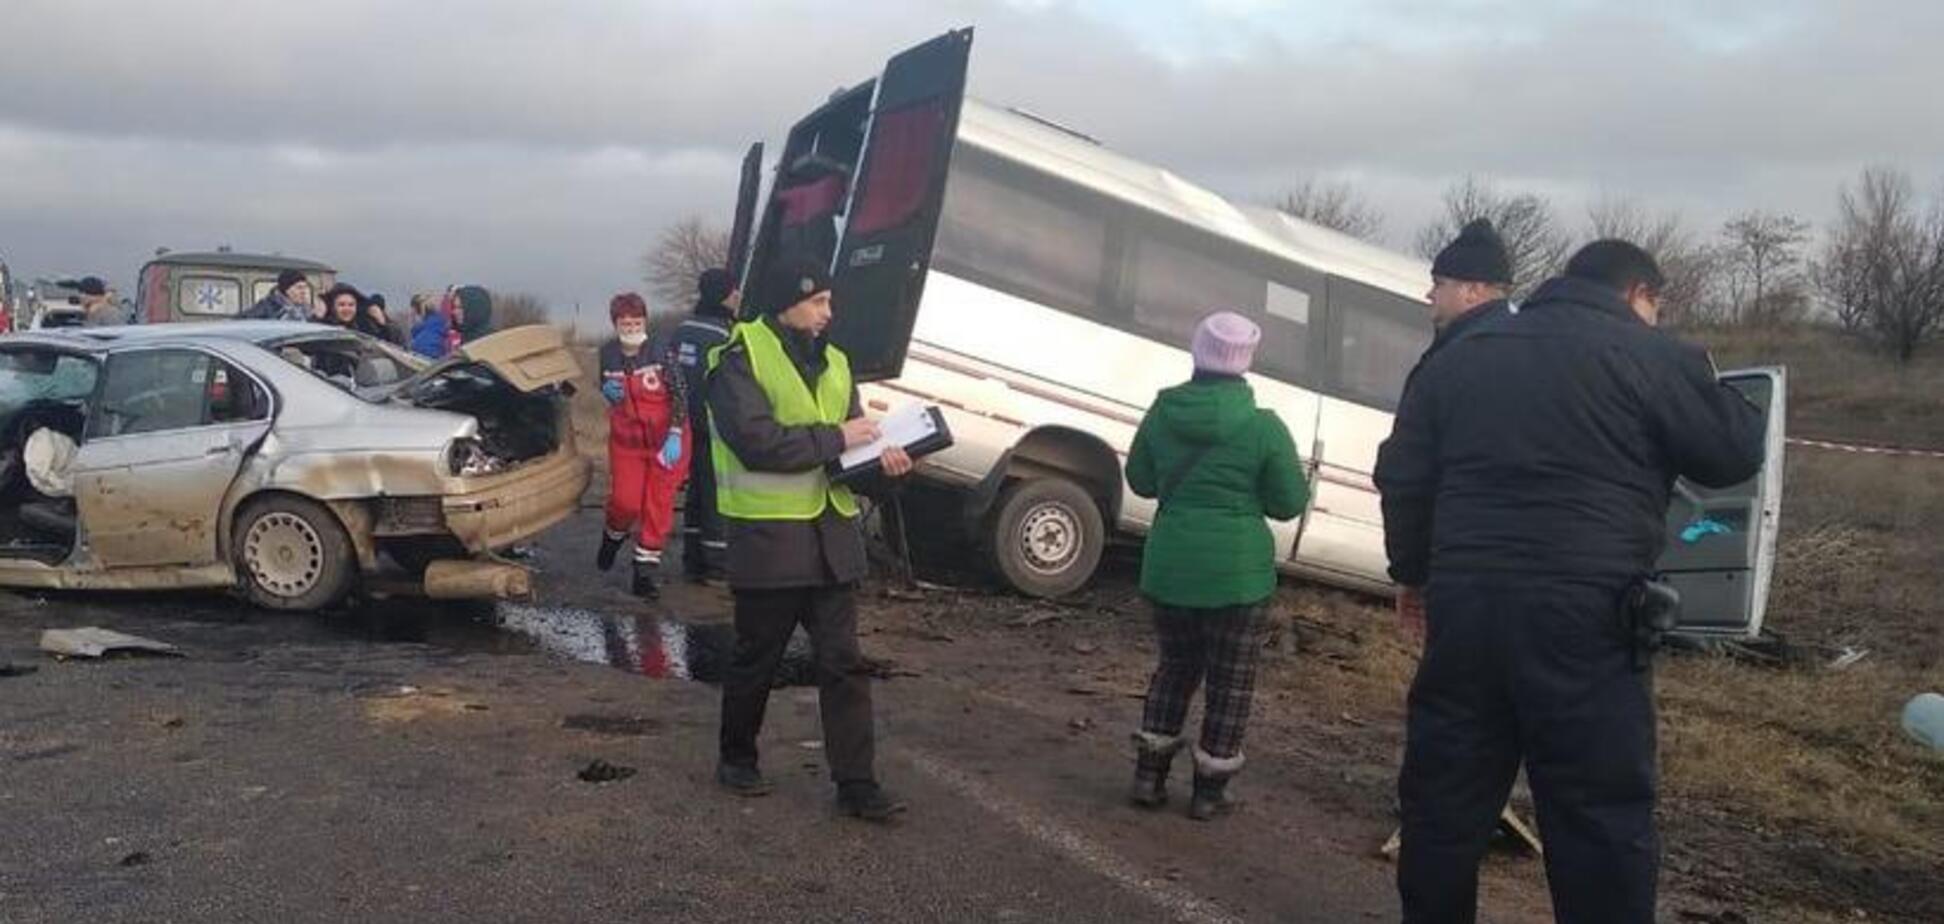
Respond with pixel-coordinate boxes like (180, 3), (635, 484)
(1329, 279), (1430, 409)
(1131, 237), (1264, 343)
(934, 161), (1108, 318)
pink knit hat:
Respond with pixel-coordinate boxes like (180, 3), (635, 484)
(1190, 311), (1261, 375)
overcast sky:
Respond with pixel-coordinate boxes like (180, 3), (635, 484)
(2, 0), (1939, 319)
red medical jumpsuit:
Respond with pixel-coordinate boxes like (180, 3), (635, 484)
(600, 339), (692, 563)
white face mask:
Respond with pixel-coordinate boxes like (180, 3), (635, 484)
(619, 331), (648, 347)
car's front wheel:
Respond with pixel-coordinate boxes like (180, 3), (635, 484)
(234, 495), (357, 611)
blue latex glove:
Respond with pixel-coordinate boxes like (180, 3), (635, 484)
(600, 378), (624, 405)
(658, 428), (684, 469)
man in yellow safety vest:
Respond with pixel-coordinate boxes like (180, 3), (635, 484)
(706, 255), (913, 822)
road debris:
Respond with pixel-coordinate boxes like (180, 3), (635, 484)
(561, 714), (662, 737)
(1826, 646), (1870, 670)
(0, 662), (38, 678)
(1008, 611), (1061, 629)
(1380, 806), (1543, 863)
(576, 759), (637, 784)
(39, 628), (182, 660)
(1070, 640), (1098, 655)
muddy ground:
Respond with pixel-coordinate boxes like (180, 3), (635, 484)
(6, 500), (1931, 922)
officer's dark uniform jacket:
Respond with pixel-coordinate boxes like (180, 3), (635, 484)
(704, 316), (868, 590)
(671, 307), (734, 424)
(1376, 277), (1765, 586)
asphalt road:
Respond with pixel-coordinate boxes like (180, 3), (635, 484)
(0, 512), (1470, 923)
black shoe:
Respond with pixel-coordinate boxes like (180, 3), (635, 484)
(596, 534), (624, 572)
(632, 565), (660, 600)
(837, 782), (908, 823)
(716, 763), (773, 797)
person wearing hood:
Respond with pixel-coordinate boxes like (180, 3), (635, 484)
(319, 283), (391, 339)
(669, 267), (742, 583)
(244, 269), (317, 322)
(1375, 242), (1765, 923)
(706, 256), (911, 823)
(450, 285), (493, 348)
(1124, 312), (1310, 821)
(596, 292), (691, 599)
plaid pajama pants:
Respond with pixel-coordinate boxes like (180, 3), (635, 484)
(1139, 602), (1269, 760)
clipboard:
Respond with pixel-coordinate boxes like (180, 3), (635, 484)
(830, 404), (954, 485)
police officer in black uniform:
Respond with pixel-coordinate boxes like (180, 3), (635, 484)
(1424, 218), (1513, 344)
(670, 268), (740, 583)
(1376, 240), (1766, 924)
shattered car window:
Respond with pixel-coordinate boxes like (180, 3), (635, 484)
(270, 334), (425, 398)
(0, 351), (100, 415)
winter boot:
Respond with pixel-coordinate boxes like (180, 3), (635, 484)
(1129, 731), (1185, 809)
(837, 781), (908, 823)
(596, 531), (626, 571)
(632, 550), (662, 599)
(1188, 747), (1245, 821)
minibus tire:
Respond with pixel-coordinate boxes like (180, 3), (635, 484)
(988, 477), (1104, 599)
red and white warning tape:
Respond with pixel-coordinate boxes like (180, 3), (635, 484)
(1787, 436), (1944, 460)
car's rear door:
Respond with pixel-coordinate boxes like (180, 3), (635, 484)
(71, 347), (273, 568)
(1656, 367), (1787, 638)
(825, 28), (974, 382)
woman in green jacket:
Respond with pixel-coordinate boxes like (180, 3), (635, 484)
(1124, 311), (1310, 820)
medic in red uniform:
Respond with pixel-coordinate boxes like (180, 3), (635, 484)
(596, 292), (691, 599)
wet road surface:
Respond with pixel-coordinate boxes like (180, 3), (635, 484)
(0, 511), (1467, 923)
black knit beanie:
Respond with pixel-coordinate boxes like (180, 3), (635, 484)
(756, 256), (831, 316)
(275, 268), (308, 295)
(1431, 219), (1513, 286)
(697, 268), (735, 308)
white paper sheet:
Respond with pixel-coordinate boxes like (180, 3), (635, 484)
(839, 403), (940, 471)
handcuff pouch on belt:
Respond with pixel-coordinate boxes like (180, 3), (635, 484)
(1621, 577), (1682, 671)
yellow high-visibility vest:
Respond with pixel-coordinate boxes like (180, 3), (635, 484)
(706, 320), (860, 521)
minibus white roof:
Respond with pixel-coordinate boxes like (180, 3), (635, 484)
(958, 99), (1430, 301)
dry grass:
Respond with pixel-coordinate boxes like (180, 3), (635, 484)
(1693, 325), (1944, 449)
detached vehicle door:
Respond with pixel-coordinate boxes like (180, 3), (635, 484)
(72, 347), (273, 568)
(826, 28), (974, 382)
(1655, 367), (1787, 638)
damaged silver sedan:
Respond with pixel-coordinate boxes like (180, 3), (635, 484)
(0, 322), (590, 609)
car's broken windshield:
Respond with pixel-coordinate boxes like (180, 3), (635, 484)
(267, 334), (425, 400)
(0, 350), (99, 416)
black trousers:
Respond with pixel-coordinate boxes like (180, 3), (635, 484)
(1398, 573), (1657, 924)
(718, 584), (876, 784)
(681, 420), (725, 576)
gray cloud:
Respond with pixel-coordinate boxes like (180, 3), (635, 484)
(1, 0), (1939, 314)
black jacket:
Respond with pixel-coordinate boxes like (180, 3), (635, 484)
(1374, 276), (1765, 586)
(704, 317), (867, 590)
(670, 304), (735, 428)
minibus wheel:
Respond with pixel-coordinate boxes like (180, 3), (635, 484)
(988, 477), (1103, 598)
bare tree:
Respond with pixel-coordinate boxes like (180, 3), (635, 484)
(1717, 210), (1812, 326)
(1414, 176), (1570, 296)
(1586, 197), (1722, 327)
(641, 217), (730, 312)
(1274, 179), (1385, 242)
(491, 292), (553, 329)
(1815, 167), (1944, 362)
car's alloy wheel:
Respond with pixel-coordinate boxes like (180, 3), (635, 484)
(233, 495), (356, 611)
(243, 512), (325, 599)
